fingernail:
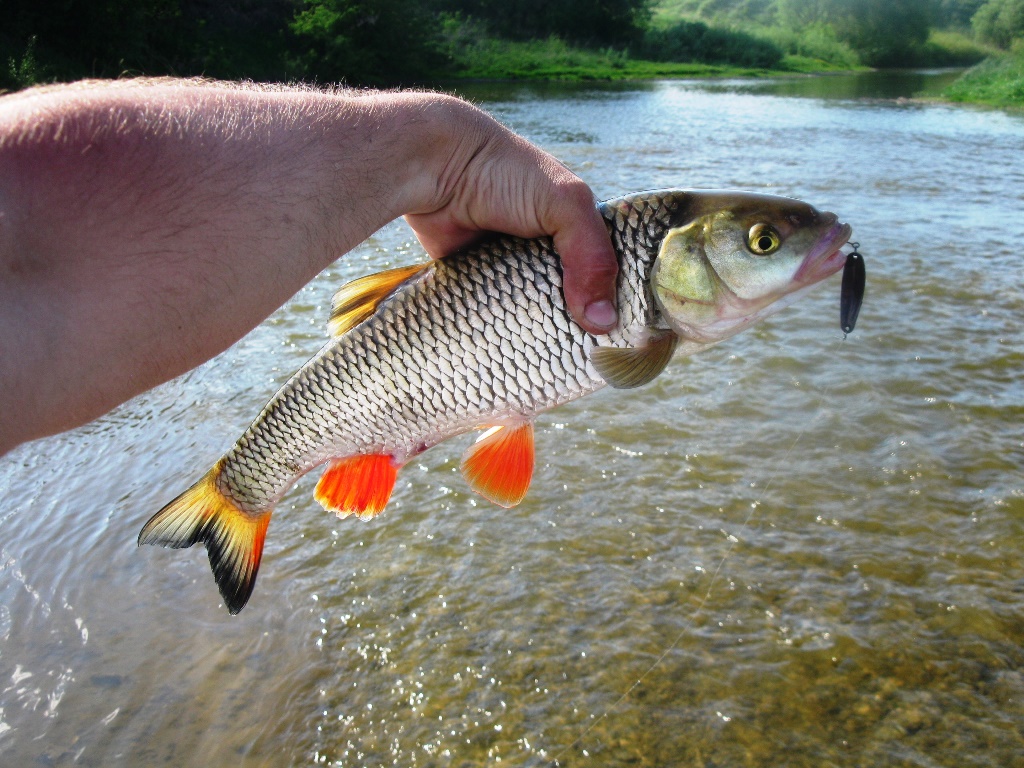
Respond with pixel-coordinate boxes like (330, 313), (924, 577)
(584, 300), (617, 330)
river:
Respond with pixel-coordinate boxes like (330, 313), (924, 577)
(1, 71), (1022, 767)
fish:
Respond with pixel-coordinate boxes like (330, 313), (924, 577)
(139, 189), (852, 614)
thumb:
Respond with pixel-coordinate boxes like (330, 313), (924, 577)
(548, 185), (619, 335)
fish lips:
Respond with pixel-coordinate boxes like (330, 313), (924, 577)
(793, 221), (853, 285)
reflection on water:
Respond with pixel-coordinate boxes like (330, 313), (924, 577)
(689, 68), (966, 100)
(455, 68), (966, 104)
(2, 71), (1023, 766)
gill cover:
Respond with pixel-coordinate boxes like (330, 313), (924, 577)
(650, 220), (717, 306)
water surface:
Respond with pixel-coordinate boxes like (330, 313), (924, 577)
(1, 72), (1022, 766)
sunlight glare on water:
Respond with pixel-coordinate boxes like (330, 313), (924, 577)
(1, 72), (1022, 767)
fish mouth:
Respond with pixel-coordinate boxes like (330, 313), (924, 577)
(793, 221), (853, 285)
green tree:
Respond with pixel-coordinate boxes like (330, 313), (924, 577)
(937, 0), (988, 27)
(972, 0), (1024, 47)
(827, 0), (937, 65)
(290, 0), (445, 84)
(0, 0), (187, 83)
(776, 0), (831, 27)
(641, 19), (783, 66)
(435, 0), (651, 46)
(0, 0), (302, 88)
(691, 0), (777, 23)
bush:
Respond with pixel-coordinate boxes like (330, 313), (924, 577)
(920, 29), (992, 65)
(763, 23), (860, 68)
(640, 19), (784, 68)
(433, 0), (649, 48)
(829, 0), (934, 67)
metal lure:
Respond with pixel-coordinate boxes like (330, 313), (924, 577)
(840, 244), (865, 336)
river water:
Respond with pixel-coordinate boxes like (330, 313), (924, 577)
(1, 72), (1022, 767)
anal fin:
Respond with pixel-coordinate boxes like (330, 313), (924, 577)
(460, 424), (535, 508)
(315, 454), (398, 520)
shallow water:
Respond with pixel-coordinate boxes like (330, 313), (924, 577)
(2, 72), (1023, 767)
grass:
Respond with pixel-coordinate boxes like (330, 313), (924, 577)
(444, 35), (795, 81)
(777, 54), (864, 74)
(944, 46), (1024, 107)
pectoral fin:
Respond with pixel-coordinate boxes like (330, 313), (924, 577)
(315, 454), (399, 520)
(329, 263), (429, 338)
(461, 424), (535, 508)
(590, 331), (679, 389)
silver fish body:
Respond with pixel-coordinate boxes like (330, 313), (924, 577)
(140, 188), (852, 613)
(220, 190), (678, 512)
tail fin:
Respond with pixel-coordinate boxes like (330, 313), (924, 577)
(139, 462), (270, 614)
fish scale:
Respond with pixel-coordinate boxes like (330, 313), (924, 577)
(139, 188), (852, 613)
(217, 193), (675, 513)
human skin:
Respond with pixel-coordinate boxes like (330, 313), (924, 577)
(0, 80), (619, 456)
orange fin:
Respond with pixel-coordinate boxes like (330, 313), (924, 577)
(138, 461), (269, 615)
(460, 424), (535, 508)
(315, 454), (398, 520)
(590, 331), (679, 389)
(329, 263), (429, 338)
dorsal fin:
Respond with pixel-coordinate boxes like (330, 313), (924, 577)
(590, 331), (679, 389)
(329, 263), (429, 338)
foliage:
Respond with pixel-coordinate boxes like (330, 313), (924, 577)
(752, 0), (939, 67)
(828, 0), (935, 66)
(290, 0), (445, 85)
(921, 28), (996, 64)
(654, 0), (777, 24)
(1, 0), (186, 82)
(775, 0), (833, 28)
(945, 45), (1024, 103)
(443, 33), (768, 79)
(972, 0), (1024, 48)
(0, 0), (1003, 93)
(0, 0), (302, 87)
(641, 19), (784, 67)
(761, 22), (860, 68)
(653, 0), (992, 67)
(3, 36), (43, 91)
(433, 0), (651, 46)
(938, 0), (989, 28)
(446, 35), (627, 79)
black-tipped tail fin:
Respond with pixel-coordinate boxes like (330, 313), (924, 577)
(139, 463), (270, 614)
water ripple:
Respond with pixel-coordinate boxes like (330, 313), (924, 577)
(1, 73), (1023, 766)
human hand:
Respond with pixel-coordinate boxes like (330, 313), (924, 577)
(0, 84), (620, 454)
(402, 99), (619, 335)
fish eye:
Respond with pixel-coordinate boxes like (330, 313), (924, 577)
(747, 224), (781, 255)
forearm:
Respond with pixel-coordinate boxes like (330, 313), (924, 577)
(0, 80), (490, 452)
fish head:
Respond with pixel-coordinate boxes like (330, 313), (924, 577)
(651, 191), (852, 345)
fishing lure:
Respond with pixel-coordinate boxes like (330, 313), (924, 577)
(840, 243), (865, 336)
